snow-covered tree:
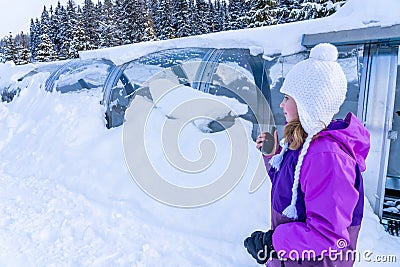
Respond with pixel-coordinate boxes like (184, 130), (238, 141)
(60, 0), (79, 58)
(213, 0), (226, 32)
(112, 0), (124, 45)
(35, 25), (57, 62)
(29, 18), (42, 60)
(245, 0), (278, 27)
(192, 0), (210, 35)
(0, 39), (5, 62)
(227, 0), (249, 30)
(246, 0), (347, 27)
(157, 0), (175, 40)
(1, 0), (348, 64)
(120, 0), (136, 44)
(69, 20), (90, 58)
(289, 0), (346, 22)
(82, 0), (99, 49)
(132, 0), (149, 42)
(142, 10), (158, 42)
(15, 32), (31, 65)
(173, 0), (191, 38)
(50, 2), (67, 58)
(40, 6), (51, 34)
(98, 0), (121, 48)
(3, 33), (17, 62)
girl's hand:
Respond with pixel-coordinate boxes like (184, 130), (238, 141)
(256, 129), (279, 156)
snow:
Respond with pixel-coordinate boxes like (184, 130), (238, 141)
(0, 61), (36, 89)
(1, 0), (400, 266)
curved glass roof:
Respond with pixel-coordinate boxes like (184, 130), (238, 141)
(103, 48), (273, 137)
(45, 58), (115, 93)
(2, 60), (68, 102)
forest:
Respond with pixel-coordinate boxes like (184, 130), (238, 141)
(0, 0), (346, 65)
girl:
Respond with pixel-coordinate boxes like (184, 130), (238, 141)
(244, 43), (370, 267)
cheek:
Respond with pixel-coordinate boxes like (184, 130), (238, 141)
(287, 104), (296, 114)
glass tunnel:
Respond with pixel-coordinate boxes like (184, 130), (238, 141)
(44, 58), (115, 93)
(1, 58), (115, 102)
(1, 46), (364, 142)
(101, 47), (274, 138)
(101, 46), (363, 141)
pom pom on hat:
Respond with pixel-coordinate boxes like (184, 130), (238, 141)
(309, 42), (338, 62)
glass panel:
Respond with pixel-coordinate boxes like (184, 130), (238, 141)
(46, 58), (115, 93)
(379, 46), (400, 234)
(2, 60), (67, 102)
(335, 45), (364, 119)
(105, 48), (273, 132)
(387, 51), (400, 178)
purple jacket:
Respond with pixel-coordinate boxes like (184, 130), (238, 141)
(264, 113), (370, 267)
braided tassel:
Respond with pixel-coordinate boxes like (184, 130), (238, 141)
(282, 136), (313, 220)
(270, 142), (289, 171)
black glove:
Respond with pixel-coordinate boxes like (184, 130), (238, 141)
(244, 230), (277, 264)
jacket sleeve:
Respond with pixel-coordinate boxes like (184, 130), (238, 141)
(263, 146), (282, 181)
(272, 151), (359, 258)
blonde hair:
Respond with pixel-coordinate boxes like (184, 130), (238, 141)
(284, 119), (327, 150)
(283, 119), (307, 150)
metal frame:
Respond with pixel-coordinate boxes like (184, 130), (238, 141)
(302, 24), (400, 48)
(361, 44), (398, 218)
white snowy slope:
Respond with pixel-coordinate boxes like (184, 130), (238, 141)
(0, 70), (272, 266)
(0, 0), (400, 266)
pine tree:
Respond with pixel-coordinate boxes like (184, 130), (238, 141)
(142, 10), (158, 42)
(228, 0), (245, 30)
(157, 0), (175, 40)
(221, 1), (231, 31)
(4, 33), (17, 63)
(29, 18), (42, 60)
(121, 0), (136, 44)
(35, 25), (57, 62)
(288, 0), (346, 22)
(82, 0), (99, 49)
(132, 0), (148, 42)
(47, 5), (57, 45)
(50, 2), (66, 58)
(147, 0), (160, 35)
(69, 20), (90, 58)
(62, 0), (79, 58)
(0, 38), (5, 63)
(40, 6), (51, 34)
(245, 0), (278, 27)
(173, 0), (191, 38)
(246, 0), (347, 27)
(98, 0), (121, 48)
(213, 0), (225, 32)
(15, 32), (31, 65)
(113, 0), (124, 45)
(194, 0), (210, 35)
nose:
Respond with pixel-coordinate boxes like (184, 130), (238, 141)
(279, 99), (284, 109)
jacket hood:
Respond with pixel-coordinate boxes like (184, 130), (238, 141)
(319, 112), (370, 171)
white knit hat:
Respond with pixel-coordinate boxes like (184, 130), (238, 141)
(272, 43), (347, 219)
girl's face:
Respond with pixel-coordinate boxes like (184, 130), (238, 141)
(280, 94), (299, 122)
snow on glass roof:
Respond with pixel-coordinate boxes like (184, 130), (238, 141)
(80, 0), (400, 65)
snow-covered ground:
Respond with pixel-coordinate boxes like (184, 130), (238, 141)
(1, 0), (400, 266)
